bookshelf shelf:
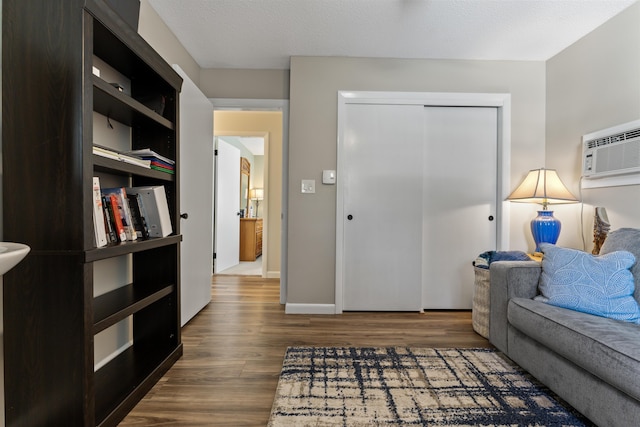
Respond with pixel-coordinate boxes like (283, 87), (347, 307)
(85, 234), (182, 262)
(93, 76), (175, 130)
(94, 282), (175, 334)
(93, 154), (175, 181)
(2, 1), (183, 426)
(94, 343), (182, 427)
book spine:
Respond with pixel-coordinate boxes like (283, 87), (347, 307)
(149, 159), (174, 169)
(103, 187), (137, 241)
(150, 164), (175, 174)
(92, 177), (108, 248)
(101, 195), (118, 243)
(108, 194), (127, 242)
(127, 186), (172, 238)
(127, 194), (150, 240)
(121, 193), (138, 241)
(134, 192), (152, 239)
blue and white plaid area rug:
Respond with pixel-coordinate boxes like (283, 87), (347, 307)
(268, 347), (593, 426)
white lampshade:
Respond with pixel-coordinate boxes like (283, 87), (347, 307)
(507, 168), (578, 209)
(249, 188), (264, 200)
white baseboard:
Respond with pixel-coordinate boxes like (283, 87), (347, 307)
(267, 270), (280, 279)
(285, 303), (336, 314)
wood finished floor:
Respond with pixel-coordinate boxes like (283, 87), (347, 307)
(120, 275), (491, 426)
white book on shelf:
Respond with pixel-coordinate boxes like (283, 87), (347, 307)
(127, 185), (173, 237)
(92, 177), (108, 248)
(117, 153), (151, 168)
(123, 148), (175, 165)
(92, 145), (120, 160)
(93, 145), (151, 168)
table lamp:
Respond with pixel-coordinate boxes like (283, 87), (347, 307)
(249, 188), (264, 218)
(507, 168), (578, 252)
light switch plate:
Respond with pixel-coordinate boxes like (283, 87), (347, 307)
(301, 179), (316, 193)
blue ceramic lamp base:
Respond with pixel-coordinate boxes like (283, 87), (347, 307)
(531, 210), (561, 252)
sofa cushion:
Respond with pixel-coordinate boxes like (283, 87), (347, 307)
(600, 228), (640, 304)
(537, 243), (640, 324)
(508, 297), (640, 401)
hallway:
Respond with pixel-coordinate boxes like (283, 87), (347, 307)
(216, 256), (262, 276)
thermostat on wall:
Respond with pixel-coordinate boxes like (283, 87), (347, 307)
(323, 170), (336, 184)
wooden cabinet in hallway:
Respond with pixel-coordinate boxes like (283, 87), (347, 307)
(240, 218), (263, 261)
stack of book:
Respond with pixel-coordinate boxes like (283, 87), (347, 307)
(92, 177), (173, 247)
(93, 144), (151, 168)
(124, 149), (175, 174)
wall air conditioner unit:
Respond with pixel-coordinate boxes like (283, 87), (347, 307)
(582, 118), (640, 189)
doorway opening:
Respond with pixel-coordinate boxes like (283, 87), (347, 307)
(210, 99), (289, 304)
(214, 134), (266, 276)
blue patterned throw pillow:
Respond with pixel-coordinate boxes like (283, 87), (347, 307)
(537, 243), (640, 324)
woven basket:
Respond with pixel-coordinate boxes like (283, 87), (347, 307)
(472, 266), (490, 338)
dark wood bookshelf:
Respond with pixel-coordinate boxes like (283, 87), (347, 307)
(2, 1), (183, 426)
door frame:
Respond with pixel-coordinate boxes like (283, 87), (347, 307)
(335, 91), (512, 314)
(210, 98), (289, 304)
(214, 131), (269, 278)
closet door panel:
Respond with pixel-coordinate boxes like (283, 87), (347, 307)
(422, 106), (498, 309)
(342, 103), (424, 311)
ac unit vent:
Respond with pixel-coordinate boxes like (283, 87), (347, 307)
(583, 119), (640, 182)
(585, 127), (640, 150)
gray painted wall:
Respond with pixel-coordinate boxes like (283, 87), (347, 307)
(546, 2), (640, 251)
(287, 56), (546, 304)
(200, 68), (290, 100)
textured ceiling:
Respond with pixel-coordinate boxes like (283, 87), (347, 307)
(147, 0), (637, 69)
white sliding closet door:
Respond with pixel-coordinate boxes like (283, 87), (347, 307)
(339, 101), (499, 311)
(342, 103), (424, 311)
(422, 106), (498, 309)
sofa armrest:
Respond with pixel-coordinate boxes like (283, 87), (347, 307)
(489, 261), (541, 354)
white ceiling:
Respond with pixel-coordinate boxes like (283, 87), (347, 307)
(147, 0), (637, 70)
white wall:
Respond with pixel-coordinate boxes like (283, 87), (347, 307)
(546, 2), (640, 251)
(139, 0), (200, 86)
(288, 57), (546, 305)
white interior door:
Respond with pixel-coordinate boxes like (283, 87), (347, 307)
(422, 106), (498, 309)
(214, 139), (240, 272)
(174, 65), (214, 326)
(342, 103), (424, 311)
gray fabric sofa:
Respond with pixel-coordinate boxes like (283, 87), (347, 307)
(489, 228), (640, 427)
